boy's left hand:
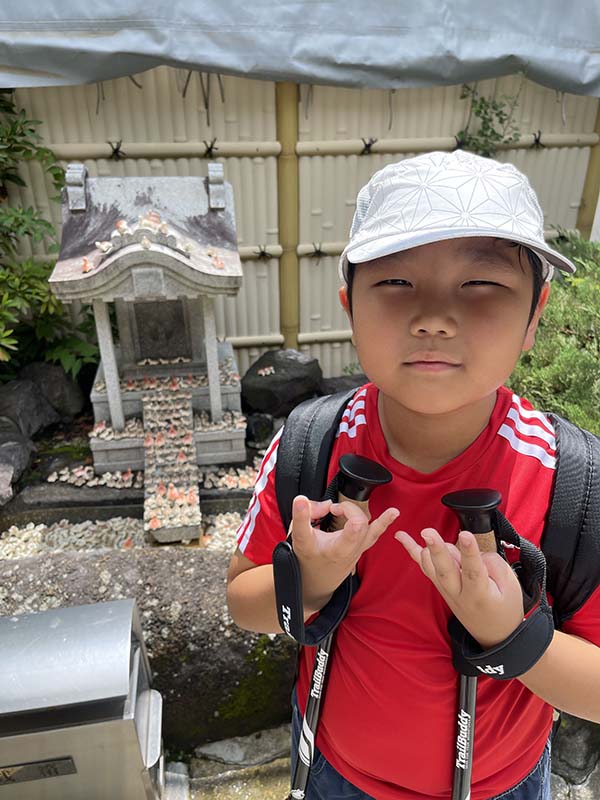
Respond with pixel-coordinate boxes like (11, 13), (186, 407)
(395, 528), (524, 649)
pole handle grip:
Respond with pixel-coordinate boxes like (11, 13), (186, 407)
(471, 531), (497, 553)
(327, 493), (370, 531)
(324, 454), (392, 532)
(442, 489), (502, 552)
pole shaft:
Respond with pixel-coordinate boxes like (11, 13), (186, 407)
(291, 633), (334, 796)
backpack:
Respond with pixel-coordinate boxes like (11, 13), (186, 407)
(275, 388), (600, 628)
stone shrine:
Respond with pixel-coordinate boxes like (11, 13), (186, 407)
(49, 163), (246, 542)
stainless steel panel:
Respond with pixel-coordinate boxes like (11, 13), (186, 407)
(0, 719), (154, 800)
(0, 757), (76, 786)
(136, 690), (163, 769)
(0, 600), (139, 715)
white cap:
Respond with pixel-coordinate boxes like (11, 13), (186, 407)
(339, 150), (576, 283)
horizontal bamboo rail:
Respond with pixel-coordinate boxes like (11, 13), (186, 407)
(296, 133), (599, 157)
(47, 133), (598, 163)
(50, 141), (281, 160)
(226, 333), (285, 347)
(297, 330), (353, 344)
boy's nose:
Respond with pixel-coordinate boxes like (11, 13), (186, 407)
(409, 308), (457, 338)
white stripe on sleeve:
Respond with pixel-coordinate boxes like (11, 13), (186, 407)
(237, 428), (283, 553)
(337, 387), (368, 439)
(506, 407), (556, 449)
(338, 414), (367, 438)
(498, 423), (556, 469)
(341, 399), (366, 424)
(511, 394), (555, 437)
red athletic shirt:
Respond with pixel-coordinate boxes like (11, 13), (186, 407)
(236, 384), (600, 800)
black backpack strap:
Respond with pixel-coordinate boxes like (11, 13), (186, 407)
(273, 388), (360, 645)
(543, 413), (600, 626)
(275, 388), (358, 530)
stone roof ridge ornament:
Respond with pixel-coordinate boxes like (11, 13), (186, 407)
(65, 162), (88, 212)
(207, 162), (226, 210)
(94, 211), (193, 265)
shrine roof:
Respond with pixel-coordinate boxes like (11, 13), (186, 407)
(49, 172), (243, 302)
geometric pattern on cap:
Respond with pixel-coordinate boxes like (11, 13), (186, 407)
(350, 151), (545, 245)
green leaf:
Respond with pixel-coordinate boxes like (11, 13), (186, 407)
(2, 173), (27, 187)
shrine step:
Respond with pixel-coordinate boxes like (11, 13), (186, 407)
(142, 386), (201, 543)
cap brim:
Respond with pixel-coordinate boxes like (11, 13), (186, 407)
(339, 228), (576, 283)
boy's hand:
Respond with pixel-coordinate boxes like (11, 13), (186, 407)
(291, 495), (399, 614)
(395, 528), (524, 649)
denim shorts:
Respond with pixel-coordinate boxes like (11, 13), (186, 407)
(291, 698), (551, 800)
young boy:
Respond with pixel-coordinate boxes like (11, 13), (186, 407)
(227, 151), (600, 800)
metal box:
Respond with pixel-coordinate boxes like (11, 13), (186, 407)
(0, 599), (163, 799)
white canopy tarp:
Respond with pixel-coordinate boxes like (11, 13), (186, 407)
(1, 1), (600, 94)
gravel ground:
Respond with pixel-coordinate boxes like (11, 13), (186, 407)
(4, 452), (261, 559)
(0, 511), (242, 560)
(46, 461), (260, 490)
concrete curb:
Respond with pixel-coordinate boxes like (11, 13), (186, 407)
(164, 761), (191, 800)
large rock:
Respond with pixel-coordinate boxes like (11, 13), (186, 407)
(553, 714), (600, 784)
(0, 416), (21, 434)
(318, 373), (367, 396)
(19, 362), (85, 420)
(0, 548), (296, 749)
(245, 413), (274, 448)
(0, 379), (60, 438)
(0, 431), (34, 481)
(242, 350), (322, 417)
(551, 773), (570, 800)
(571, 759), (600, 799)
(0, 463), (13, 505)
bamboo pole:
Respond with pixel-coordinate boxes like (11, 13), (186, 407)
(295, 133), (599, 158)
(296, 230), (560, 259)
(298, 330), (353, 344)
(276, 82), (300, 350)
(24, 230), (559, 265)
(50, 141), (282, 160)
(226, 333), (285, 347)
(238, 244), (283, 260)
(576, 105), (600, 238)
(48, 132), (597, 163)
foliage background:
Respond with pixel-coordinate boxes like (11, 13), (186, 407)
(0, 90), (98, 380)
(509, 231), (600, 435)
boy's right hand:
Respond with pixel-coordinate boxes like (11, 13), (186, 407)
(290, 494), (399, 615)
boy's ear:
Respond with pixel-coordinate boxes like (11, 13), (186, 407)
(339, 285), (352, 320)
(522, 283), (551, 352)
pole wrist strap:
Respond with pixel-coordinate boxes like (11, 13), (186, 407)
(448, 604), (554, 680)
(449, 510), (554, 679)
(273, 539), (357, 646)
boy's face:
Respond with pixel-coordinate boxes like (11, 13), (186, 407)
(339, 237), (550, 417)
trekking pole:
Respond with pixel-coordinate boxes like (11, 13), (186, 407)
(441, 489), (502, 800)
(289, 454), (392, 800)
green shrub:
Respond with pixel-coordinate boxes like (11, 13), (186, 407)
(0, 258), (98, 379)
(509, 230), (600, 434)
(455, 82), (522, 158)
(0, 90), (98, 379)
